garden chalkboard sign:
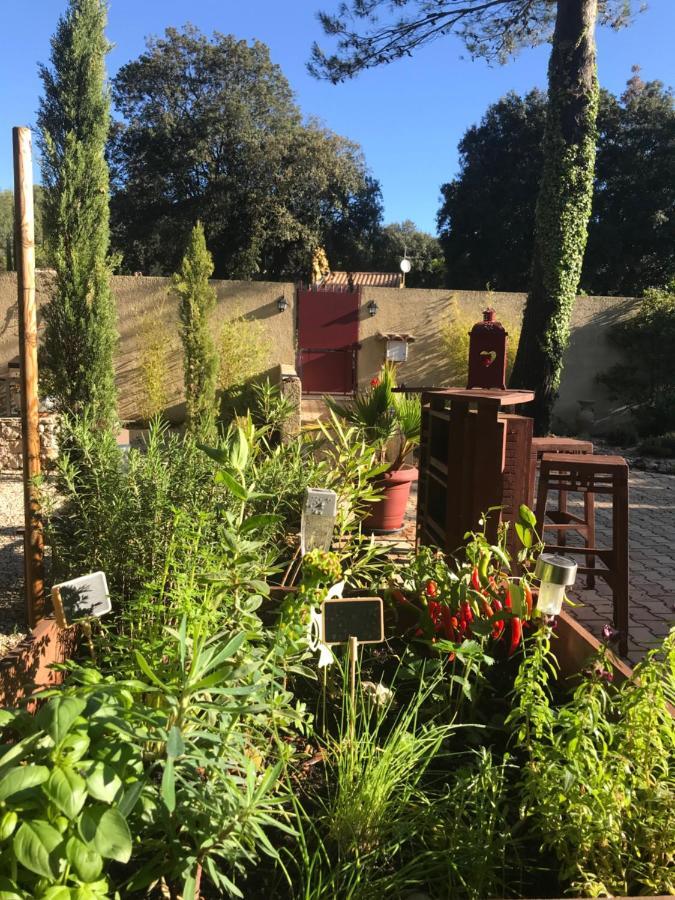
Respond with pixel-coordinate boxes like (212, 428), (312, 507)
(51, 571), (111, 627)
(322, 597), (384, 645)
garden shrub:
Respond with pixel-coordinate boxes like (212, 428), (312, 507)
(639, 430), (675, 458)
(218, 308), (269, 421)
(136, 298), (173, 422)
(599, 281), (675, 437)
(49, 417), (222, 603)
(511, 627), (675, 898)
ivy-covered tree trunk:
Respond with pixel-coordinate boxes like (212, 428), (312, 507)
(38, 0), (117, 429)
(510, 0), (599, 434)
(173, 222), (219, 439)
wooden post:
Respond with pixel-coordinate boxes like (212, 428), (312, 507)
(13, 127), (45, 627)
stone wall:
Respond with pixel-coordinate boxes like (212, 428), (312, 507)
(0, 414), (59, 471)
(0, 273), (637, 434)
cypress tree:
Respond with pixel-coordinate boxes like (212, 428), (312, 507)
(173, 222), (218, 439)
(38, 0), (117, 427)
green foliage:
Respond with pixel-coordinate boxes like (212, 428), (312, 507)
(511, 1), (600, 433)
(218, 309), (269, 422)
(110, 26), (383, 278)
(309, 0), (636, 82)
(173, 222), (219, 439)
(438, 90), (547, 292)
(287, 664), (520, 900)
(438, 77), (675, 296)
(0, 692), (140, 896)
(137, 298), (173, 422)
(510, 628), (675, 897)
(37, 0), (117, 428)
(440, 299), (520, 386)
(0, 187), (50, 272)
(639, 431), (675, 458)
(599, 281), (675, 437)
(326, 362), (421, 469)
(48, 417), (221, 604)
(372, 220), (445, 288)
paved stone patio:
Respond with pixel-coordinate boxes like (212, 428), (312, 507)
(563, 468), (675, 665)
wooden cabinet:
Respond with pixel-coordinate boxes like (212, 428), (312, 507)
(417, 389), (534, 557)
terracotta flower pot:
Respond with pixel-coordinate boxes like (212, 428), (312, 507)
(364, 467), (418, 534)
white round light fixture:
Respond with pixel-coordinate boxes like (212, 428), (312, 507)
(400, 257), (412, 274)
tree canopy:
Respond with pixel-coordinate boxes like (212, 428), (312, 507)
(438, 75), (675, 296)
(373, 220), (445, 287)
(309, 0), (634, 82)
(110, 26), (383, 279)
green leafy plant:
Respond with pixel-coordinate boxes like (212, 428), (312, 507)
(510, 626), (675, 897)
(0, 691), (142, 897)
(326, 362), (420, 470)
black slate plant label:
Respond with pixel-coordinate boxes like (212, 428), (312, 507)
(322, 597), (384, 645)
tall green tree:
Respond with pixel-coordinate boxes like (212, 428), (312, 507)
(584, 70), (675, 296)
(437, 90), (547, 292)
(110, 26), (383, 279)
(373, 220), (446, 287)
(438, 77), (674, 296)
(310, 0), (638, 432)
(173, 222), (218, 439)
(37, 0), (117, 426)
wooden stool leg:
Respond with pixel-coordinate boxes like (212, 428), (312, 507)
(557, 488), (568, 546)
(585, 490), (595, 589)
(535, 466), (550, 540)
(612, 471), (629, 657)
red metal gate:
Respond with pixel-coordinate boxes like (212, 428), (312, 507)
(297, 286), (360, 394)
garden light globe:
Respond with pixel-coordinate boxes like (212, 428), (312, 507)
(534, 553), (578, 616)
(400, 257), (412, 274)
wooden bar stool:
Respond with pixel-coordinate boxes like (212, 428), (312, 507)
(529, 438), (594, 583)
(535, 453), (629, 656)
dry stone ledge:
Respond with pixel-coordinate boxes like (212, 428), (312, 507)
(0, 414), (59, 471)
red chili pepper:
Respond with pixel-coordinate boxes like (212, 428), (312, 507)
(425, 579), (438, 598)
(491, 597), (504, 639)
(504, 588), (512, 610)
(441, 604), (453, 640)
(509, 617), (523, 656)
(471, 567), (481, 592)
(524, 583), (533, 617)
(481, 597), (493, 618)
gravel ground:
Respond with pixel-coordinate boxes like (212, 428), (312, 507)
(0, 473), (28, 654)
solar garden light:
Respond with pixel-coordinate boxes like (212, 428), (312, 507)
(534, 553), (578, 617)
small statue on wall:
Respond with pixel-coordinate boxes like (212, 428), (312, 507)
(467, 308), (507, 390)
(311, 247), (330, 285)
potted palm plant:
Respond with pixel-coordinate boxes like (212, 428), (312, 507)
(327, 362), (421, 532)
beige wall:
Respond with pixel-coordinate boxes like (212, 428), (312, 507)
(0, 273), (637, 432)
(0, 273), (296, 423)
(357, 287), (638, 432)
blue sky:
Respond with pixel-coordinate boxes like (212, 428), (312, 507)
(1, 0), (673, 233)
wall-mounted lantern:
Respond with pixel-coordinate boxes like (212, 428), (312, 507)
(277, 295), (288, 313)
(367, 299), (378, 317)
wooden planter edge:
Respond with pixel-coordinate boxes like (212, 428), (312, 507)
(0, 617), (78, 709)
